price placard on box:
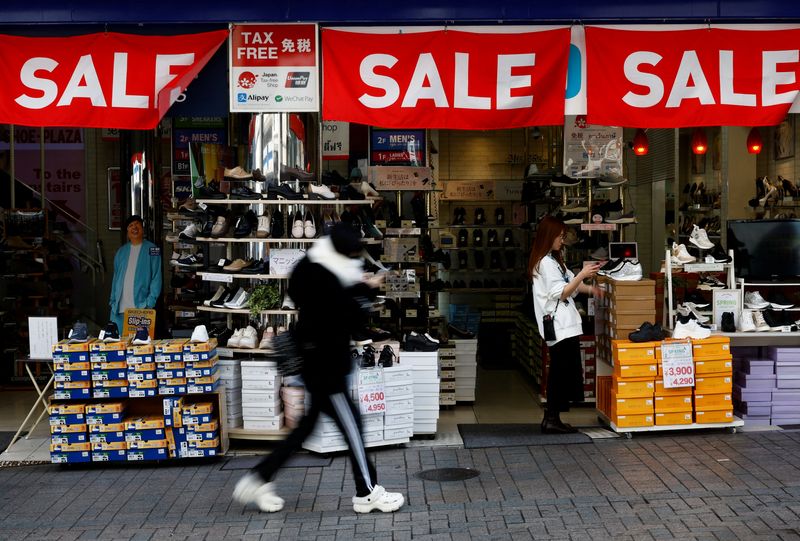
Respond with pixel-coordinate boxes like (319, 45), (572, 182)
(357, 368), (386, 415)
(661, 340), (695, 388)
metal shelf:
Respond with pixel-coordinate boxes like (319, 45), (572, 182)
(197, 272), (288, 281)
(196, 199), (376, 205)
(193, 237), (381, 244)
(197, 306), (298, 315)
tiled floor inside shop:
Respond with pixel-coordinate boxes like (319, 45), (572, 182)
(0, 366), (604, 463)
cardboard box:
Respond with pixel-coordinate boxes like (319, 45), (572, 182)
(50, 441), (91, 452)
(93, 387), (129, 399)
(695, 375), (733, 394)
(612, 378), (654, 398)
(654, 380), (693, 397)
(155, 338), (187, 353)
(89, 431), (126, 444)
(90, 340), (128, 353)
(654, 395), (693, 412)
(53, 339), (94, 353)
(694, 393), (733, 411)
(187, 382), (220, 394)
(93, 379), (128, 388)
(129, 379), (158, 389)
(91, 441), (127, 451)
(124, 415), (165, 430)
(158, 378), (188, 387)
(158, 385), (187, 395)
(51, 451), (91, 463)
(695, 358), (733, 375)
(129, 388), (158, 398)
(127, 439), (168, 449)
(55, 380), (91, 389)
(127, 448), (168, 461)
(612, 413), (654, 428)
(50, 432), (88, 445)
(51, 423), (87, 434)
(128, 362), (156, 373)
(54, 388), (92, 400)
(88, 360), (127, 370)
(612, 341), (657, 362)
(692, 336), (730, 359)
(86, 402), (125, 414)
(180, 447), (219, 458)
(184, 358), (217, 369)
(48, 403), (86, 415)
(126, 343), (155, 356)
(54, 361), (91, 372)
(188, 437), (219, 449)
(186, 420), (218, 433)
(163, 397), (184, 427)
(614, 363), (658, 378)
(611, 394), (654, 415)
(86, 412), (125, 425)
(49, 413), (86, 425)
(156, 361), (185, 370)
(695, 409), (734, 423)
(125, 428), (167, 441)
(156, 369), (185, 379)
(183, 402), (214, 416)
(655, 411), (693, 425)
(188, 371), (220, 385)
(183, 339), (218, 353)
(183, 413), (214, 426)
(91, 450), (127, 462)
(55, 370), (91, 382)
(88, 422), (125, 433)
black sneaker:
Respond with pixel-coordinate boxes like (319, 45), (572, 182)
(487, 229), (499, 247)
(503, 229), (514, 247)
(684, 290), (710, 307)
(132, 326), (151, 345)
(175, 253), (204, 268)
(763, 310), (783, 330)
(64, 320), (85, 343)
(474, 207), (486, 225)
(597, 258), (625, 275)
(472, 229), (483, 247)
(361, 345), (377, 368)
(495, 207), (505, 225)
(768, 291), (795, 309)
(457, 230), (468, 248)
(100, 321), (120, 343)
(710, 245), (732, 263)
(378, 345), (396, 367)
(721, 312), (736, 332)
(628, 322), (666, 343)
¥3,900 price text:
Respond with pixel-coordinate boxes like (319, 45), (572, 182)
(664, 366), (693, 377)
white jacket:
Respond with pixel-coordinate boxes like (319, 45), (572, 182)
(531, 254), (583, 346)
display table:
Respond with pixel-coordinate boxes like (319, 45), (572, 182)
(10, 357), (54, 447)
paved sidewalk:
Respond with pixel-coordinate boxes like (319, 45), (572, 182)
(2, 431), (800, 540)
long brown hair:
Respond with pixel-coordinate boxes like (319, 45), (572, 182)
(527, 215), (566, 279)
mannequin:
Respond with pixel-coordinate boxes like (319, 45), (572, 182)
(108, 215), (162, 333)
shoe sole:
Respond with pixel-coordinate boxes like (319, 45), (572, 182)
(689, 239), (715, 249)
(353, 498), (404, 514)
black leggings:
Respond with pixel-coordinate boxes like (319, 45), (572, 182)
(546, 335), (585, 413)
(253, 390), (378, 497)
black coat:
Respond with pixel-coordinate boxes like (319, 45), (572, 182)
(287, 257), (376, 394)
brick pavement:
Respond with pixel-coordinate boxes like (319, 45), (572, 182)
(2, 431), (800, 540)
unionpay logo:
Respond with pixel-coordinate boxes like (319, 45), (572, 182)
(285, 72), (310, 88)
(238, 71), (257, 89)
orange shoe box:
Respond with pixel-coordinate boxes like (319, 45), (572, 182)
(612, 378), (655, 398)
(695, 374), (733, 394)
(695, 409), (734, 424)
(695, 357), (733, 375)
(654, 395), (693, 412)
(611, 392), (654, 415)
(612, 413), (654, 428)
(693, 392), (733, 411)
(654, 380), (693, 397)
(692, 336), (730, 358)
(612, 340), (657, 363)
(614, 363), (658, 378)
(655, 411), (693, 425)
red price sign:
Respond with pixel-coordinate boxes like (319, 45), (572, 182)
(357, 368), (386, 415)
(661, 340), (694, 388)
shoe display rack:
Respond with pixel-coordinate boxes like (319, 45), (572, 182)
(676, 178), (723, 250)
(747, 176), (800, 220)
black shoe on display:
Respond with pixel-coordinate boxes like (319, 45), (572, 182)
(763, 310), (783, 330)
(710, 244), (732, 263)
(503, 229), (514, 247)
(487, 229), (499, 247)
(721, 312), (736, 333)
(495, 207), (505, 225)
(474, 251), (485, 269)
(364, 326), (392, 341)
(447, 323), (475, 339)
(378, 345), (395, 367)
(230, 186), (263, 200)
(197, 183), (227, 200)
(361, 345), (377, 368)
(271, 210), (285, 238)
(457, 229), (468, 248)
(233, 214), (253, 238)
(453, 207), (466, 225)
(474, 207), (486, 225)
(472, 229), (483, 247)
(403, 332), (439, 352)
(241, 259), (268, 274)
(268, 183), (305, 200)
(281, 165), (315, 182)
(768, 291), (795, 309)
(628, 322), (667, 343)
(99, 321), (120, 343)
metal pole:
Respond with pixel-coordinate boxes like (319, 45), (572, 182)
(9, 124), (15, 207)
(39, 126), (45, 207)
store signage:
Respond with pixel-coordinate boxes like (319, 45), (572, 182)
(28, 317), (58, 360)
(229, 23), (319, 112)
(0, 30), (227, 129)
(322, 26), (570, 129)
(357, 368), (386, 415)
(370, 128), (426, 166)
(171, 117), (227, 177)
(441, 180), (496, 200)
(661, 340), (695, 388)
(369, 166), (433, 190)
(322, 121), (349, 160)
(123, 309), (156, 340)
(563, 115), (622, 178)
(585, 25), (800, 127)
(268, 249), (306, 276)
(713, 289), (741, 331)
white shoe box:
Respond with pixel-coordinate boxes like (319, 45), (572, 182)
(414, 382), (440, 394)
(384, 412), (414, 427)
(415, 393), (440, 408)
(456, 389), (476, 401)
(440, 390), (456, 405)
(439, 356), (456, 368)
(383, 367), (413, 383)
(456, 377), (476, 392)
(362, 414), (384, 432)
(242, 403), (281, 418)
(414, 422), (437, 434)
(363, 428), (384, 444)
(414, 407), (440, 420)
(241, 389), (281, 405)
(384, 382), (413, 398)
(218, 360), (242, 379)
(453, 339), (478, 352)
(386, 397), (414, 414)
(400, 351), (438, 368)
(384, 426), (413, 440)
(304, 433), (347, 450)
(243, 413), (283, 430)
(241, 360), (278, 378)
(241, 375), (281, 390)
(440, 379), (456, 390)
(455, 364), (477, 378)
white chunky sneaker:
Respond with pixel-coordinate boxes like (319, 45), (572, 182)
(738, 309), (756, 332)
(673, 319), (711, 339)
(744, 291), (770, 310)
(352, 485), (405, 513)
(233, 473), (284, 513)
(671, 242), (696, 264)
(689, 224), (715, 250)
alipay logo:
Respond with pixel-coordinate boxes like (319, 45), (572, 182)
(237, 93), (248, 103)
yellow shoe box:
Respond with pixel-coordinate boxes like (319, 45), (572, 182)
(654, 395), (693, 412)
(54, 381), (91, 389)
(611, 393), (654, 415)
(91, 441), (127, 451)
(48, 403), (86, 415)
(654, 380), (693, 397)
(158, 378), (188, 387)
(614, 363), (658, 378)
(90, 341), (128, 353)
(124, 415), (165, 431)
(655, 411), (693, 425)
(129, 379), (158, 389)
(695, 409), (734, 424)
(89, 422), (126, 433)
(612, 340), (657, 363)
(51, 424), (87, 434)
(127, 343), (155, 356)
(50, 441), (91, 452)
(188, 437), (219, 449)
(183, 338), (218, 353)
(692, 336), (730, 358)
(186, 420), (218, 433)
(182, 402), (214, 416)
(695, 357), (733, 375)
(612, 378), (654, 398)
(612, 413), (654, 428)
(694, 392), (733, 411)
(127, 439), (168, 449)
(155, 339), (188, 353)
(53, 340), (95, 353)
(695, 374), (733, 394)
(86, 403), (125, 414)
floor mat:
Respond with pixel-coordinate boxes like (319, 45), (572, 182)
(457, 424), (592, 448)
(221, 454), (332, 470)
(0, 432), (25, 454)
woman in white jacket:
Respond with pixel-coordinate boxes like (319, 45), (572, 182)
(528, 216), (603, 434)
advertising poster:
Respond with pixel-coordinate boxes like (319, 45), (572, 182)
(563, 115), (622, 178)
(229, 23), (319, 112)
(322, 121), (349, 160)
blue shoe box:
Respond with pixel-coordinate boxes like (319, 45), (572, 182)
(89, 431), (126, 444)
(50, 432), (87, 445)
(183, 349), (217, 362)
(126, 354), (155, 366)
(180, 447), (219, 458)
(51, 451), (91, 464)
(186, 382), (219, 394)
(49, 413), (86, 426)
(91, 450), (127, 462)
(86, 412), (124, 425)
(185, 365), (218, 378)
(129, 388), (158, 398)
(92, 387), (129, 399)
(127, 448), (168, 461)
(183, 413), (213, 426)
(89, 350), (126, 363)
(53, 388), (92, 400)
(125, 428), (166, 442)
(156, 369), (185, 379)
(128, 370), (156, 381)
(52, 352), (90, 364)
(162, 398), (183, 427)
(91, 369), (128, 381)
(186, 429), (219, 443)
(159, 385), (187, 396)
(54, 370), (91, 382)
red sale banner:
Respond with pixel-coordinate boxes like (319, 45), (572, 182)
(322, 27), (570, 129)
(586, 25), (800, 127)
(0, 30), (227, 129)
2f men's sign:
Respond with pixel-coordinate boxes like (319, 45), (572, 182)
(322, 27), (570, 129)
(0, 30), (227, 129)
(586, 25), (800, 127)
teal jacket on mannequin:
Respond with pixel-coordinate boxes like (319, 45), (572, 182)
(109, 239), (162, 332)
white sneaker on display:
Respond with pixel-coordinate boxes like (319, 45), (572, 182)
(227, 328), (243, 348)
(224, 288), (249, 309)
(671, 242), (696, 264)
(744, 291), (770, 309)
(673, 319), (712, 339)
(607, 260), (643, 281)
(233, 473), (284, 513)
(751, 310), (771, 332)
(238, 326), (258, 349)
(190, 325), (209, 343)
(738, 309), (756, 332)
(281, 294), (296, 310)
(308, 183), (337, 200)
(689, 224), (715, 250)
(259, 326), (275, 349)
(677, 303), (710, 323)
(352, 485), (405, 514)
(256, 215), (270, 238)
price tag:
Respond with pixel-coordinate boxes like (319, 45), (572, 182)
(357, 368), (386, 415)
(405, 309), (417, 318)
(201, 272), (234, 283)
(661, 340), (694, 388)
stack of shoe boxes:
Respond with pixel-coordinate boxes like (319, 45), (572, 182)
(382, 364), (414, 443)
(184, 339), (220, 394)
(692, 337), (734, 424)
(608, 340), (657, 428)
(453, 339), (478, 402)
(438, 344), (457, 406)
(163, 397), (187, 458)
(90, 341), (128, 399)
(596, 277), (656, 366)
(733, 356), (774, 426)
(281, 385), (305, 429)
(654, 379), (693, 426)
(87, 402), (127, 462)
(126, 342), (156, 398)
(402, 351), (439, 434)
(512, 316), (541, 381)
(241, 360), (283, 430)
(49, 403), (90, 463)
(124, 415), (168, 461)
(182, 401), (220, 457)
(155, 339), (187, 396)
(52, 340), (92, 401)
(767, 347), (800, 425)
(581, 337), (597, 401)
(217, 359), (243, 428)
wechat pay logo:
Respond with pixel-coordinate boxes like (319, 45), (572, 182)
(237, 93), (247, 103)
(275, 95), (283, 103)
